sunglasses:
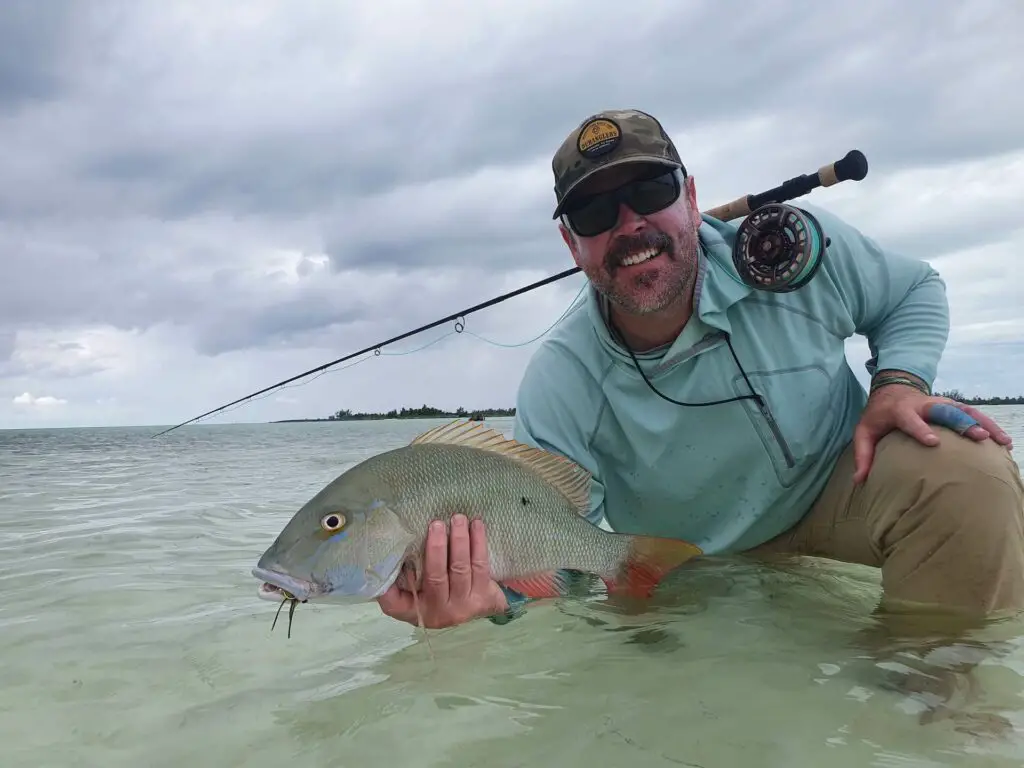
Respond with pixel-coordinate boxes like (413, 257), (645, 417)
(561, 168), (684, 238)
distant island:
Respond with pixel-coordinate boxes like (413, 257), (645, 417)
(935, 390), (1024, 405)
(271, 391), (1023, 424)
(272, 404), (516, 424)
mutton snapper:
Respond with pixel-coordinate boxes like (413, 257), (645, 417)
(252, 420), (703, 622)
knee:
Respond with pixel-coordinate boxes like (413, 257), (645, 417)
(869, 431), (1024, 613)
(873, 428), (1021, 494)
(872, 430), (1024, 539)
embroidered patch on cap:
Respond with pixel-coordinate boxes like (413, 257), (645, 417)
(576, 117), (621, 159)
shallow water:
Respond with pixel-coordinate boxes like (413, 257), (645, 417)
(1, 409), (1023, 767)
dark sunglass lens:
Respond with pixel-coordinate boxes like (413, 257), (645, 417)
(566, 196), (618, 237)
(564, 170), (681, 237)
(625, 173), (680, 215)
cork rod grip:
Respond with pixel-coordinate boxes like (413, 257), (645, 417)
(702, 197), (753, 222)
(819, 149), (868, 187)
(703, 149), (869, 222)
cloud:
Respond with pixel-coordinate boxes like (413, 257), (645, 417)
(12, 392), (67, 408)
(0, 2), (76, 109)
(0, 0), (1022, 429)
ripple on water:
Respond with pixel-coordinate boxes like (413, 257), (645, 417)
(1, 414), (1024, 767)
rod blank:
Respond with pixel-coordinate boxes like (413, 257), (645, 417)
(151, 149), (869, 437)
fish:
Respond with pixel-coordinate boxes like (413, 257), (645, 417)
(252, 419), (703, 626)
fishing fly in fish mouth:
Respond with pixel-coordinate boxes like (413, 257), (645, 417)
(269, 590), (300, 638)
(252, 419), (704, 638)
(253, 503), (414, 638)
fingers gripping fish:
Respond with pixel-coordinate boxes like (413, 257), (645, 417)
(252, 420), (703, 633)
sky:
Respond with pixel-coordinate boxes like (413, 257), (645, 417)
(2, 0), (1022, 430)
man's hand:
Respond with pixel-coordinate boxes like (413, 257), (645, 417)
(853, 377), (1014, 484)
(376, 514), (509, 629)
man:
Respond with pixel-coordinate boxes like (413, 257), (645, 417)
(377, 108), (1022, 630)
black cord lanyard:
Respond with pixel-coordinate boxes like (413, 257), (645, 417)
(607, 316), (765, 410)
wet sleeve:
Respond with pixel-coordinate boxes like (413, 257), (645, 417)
(511, 347), (606, 526)
(807, 205), (950, 388)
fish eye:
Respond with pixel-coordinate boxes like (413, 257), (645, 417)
(320, 513), (346, 532)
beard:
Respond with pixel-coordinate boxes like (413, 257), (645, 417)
(586, 225), (699, 316)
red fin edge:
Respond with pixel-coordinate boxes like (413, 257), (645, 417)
(500, 571), (572, 599)
(603, 536), (702, 599)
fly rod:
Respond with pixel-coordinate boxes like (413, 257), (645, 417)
(151, 149), (869, 437)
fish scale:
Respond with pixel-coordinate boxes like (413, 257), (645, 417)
(369, 442), (630, 580)
(253, 420), (702, 607)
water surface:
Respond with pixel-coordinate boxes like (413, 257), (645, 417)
(2, 410), (1023, 767)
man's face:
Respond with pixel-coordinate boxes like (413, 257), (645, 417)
(559, 163), (702, 316)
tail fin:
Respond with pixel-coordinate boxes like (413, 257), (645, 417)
(603, 535), (703, 599)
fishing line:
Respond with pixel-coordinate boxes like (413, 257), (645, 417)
(164, 282), (588, 427)
(152, 149), (868, 437)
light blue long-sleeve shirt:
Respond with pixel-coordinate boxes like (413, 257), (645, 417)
(512, 205), (949, 554)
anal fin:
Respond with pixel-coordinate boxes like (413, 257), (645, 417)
(500, 570), (573, 599)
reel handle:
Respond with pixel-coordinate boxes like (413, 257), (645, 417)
(704, 149), (868, 222)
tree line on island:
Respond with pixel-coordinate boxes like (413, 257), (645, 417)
(273, 405), (517, 423)
(271, 390), (1022, 424)
(935, 391), (1024, 406)
(272, 391), (1024, 428)
(328, 405), (516, 421)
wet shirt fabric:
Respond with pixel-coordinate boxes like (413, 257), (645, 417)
(512, 205), (949, 555)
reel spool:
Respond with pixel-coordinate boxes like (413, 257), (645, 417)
(732, 204), (829, 293)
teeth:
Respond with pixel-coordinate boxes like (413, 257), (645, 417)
(620, 247), (659, 267)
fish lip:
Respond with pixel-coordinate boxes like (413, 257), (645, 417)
(252, 567), (316, 602)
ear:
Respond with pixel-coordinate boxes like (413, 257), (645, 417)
(683, 175), (701, 229)
(559, 221), (583, 268)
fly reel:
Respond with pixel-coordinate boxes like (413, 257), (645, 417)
(732, 203), (829, 293)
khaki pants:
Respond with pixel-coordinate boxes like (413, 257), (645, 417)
(751, 428), (1024, 617)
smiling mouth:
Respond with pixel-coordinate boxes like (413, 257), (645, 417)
(617, 247), (663, 269)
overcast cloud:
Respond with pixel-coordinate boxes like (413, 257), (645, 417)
(2, 0), (1022, 429)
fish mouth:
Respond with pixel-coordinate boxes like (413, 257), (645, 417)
(252, 567), (317, 603)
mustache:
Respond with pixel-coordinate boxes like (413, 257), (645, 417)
(605, 231), (673, 272)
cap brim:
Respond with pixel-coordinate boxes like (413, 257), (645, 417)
(552, 155), (682, 219)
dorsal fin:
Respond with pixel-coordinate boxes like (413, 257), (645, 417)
(410, 420), (592, 516)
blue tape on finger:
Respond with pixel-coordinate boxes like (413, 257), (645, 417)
(926, 403), (979, 435)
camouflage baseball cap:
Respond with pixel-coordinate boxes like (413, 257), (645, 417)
(551, 108), (685, 218)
